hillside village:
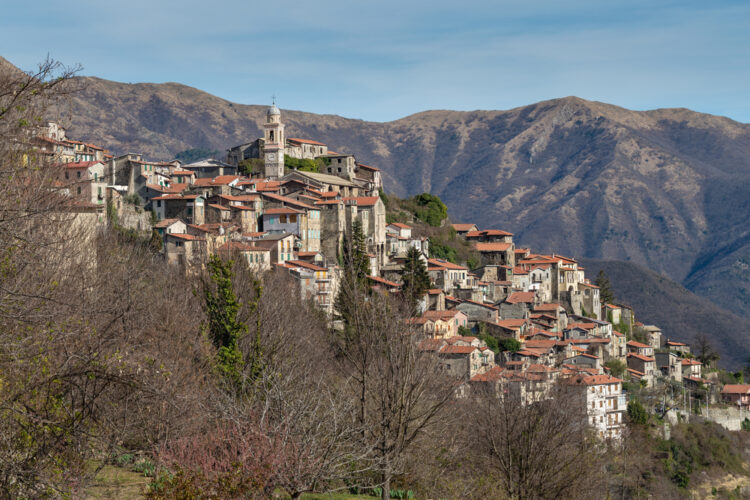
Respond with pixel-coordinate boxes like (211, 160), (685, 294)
(38, 103), (750, 442)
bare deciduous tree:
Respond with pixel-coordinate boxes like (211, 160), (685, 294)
(466, 381), (606, 500)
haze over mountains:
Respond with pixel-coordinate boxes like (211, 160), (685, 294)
(6, 56), (747, 365)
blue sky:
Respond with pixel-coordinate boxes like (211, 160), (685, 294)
(2, 0), (749, 123)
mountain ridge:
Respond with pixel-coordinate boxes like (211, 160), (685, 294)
(5, 57), (748, 363)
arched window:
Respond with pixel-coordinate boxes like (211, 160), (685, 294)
(270, 130), (275, 142)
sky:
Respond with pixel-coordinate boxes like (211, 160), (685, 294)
(2, 0), (749, 123)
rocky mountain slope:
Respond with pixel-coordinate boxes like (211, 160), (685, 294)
(5, 56), (749, 358)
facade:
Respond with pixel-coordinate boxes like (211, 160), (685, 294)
(263, 104), (286, 179)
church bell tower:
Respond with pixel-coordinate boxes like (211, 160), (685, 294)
(263, 101), (285, 179)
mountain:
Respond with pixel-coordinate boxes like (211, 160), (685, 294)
(580, 259), (749, 368)
(4, 56), (748, 359)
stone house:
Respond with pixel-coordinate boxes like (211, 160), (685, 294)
(428, 259), (469, 293)
(567, 374), (626, 441)
(681, 358), (702, 378)
(626, 340), (654, 357)
(642, 325), (662, 350)
(451, 223), (478, 237)
(665, 340), (691, 355)
(152, 194), (205, 225)
(498, 291), (536, 319)
(655, 351), (683, 383)
(456, 300), (499, 325)
(720, 384), (750, 407)
(165, 233), (206, 269)
(563, 353), (602, 372)
(627, 353), (656, 387)
(243, 232), (297, 265)
(59, 160), (107, 206)
(218, 241), (271, 273)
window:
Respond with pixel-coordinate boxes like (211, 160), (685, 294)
(76, 186), (81, 195)
(77, 171), (81, 178)
(280, 215), (287, 223)
(157, 200), (161, 207)
(290, 214), (297, 223)
(94, 172), (98, 181)
(65, 172), (69, 179)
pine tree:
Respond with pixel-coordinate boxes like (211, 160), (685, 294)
(401, 246), (431, 309)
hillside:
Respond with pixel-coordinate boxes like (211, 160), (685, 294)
(579, 258), (749, 368)
(4, 55), (749, 344)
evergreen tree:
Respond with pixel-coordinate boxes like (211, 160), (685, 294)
(595, 269), (615, 305)
(336, 218), (370, 325)
(401, 246), (431, 308)
(203, 255), (264, 388)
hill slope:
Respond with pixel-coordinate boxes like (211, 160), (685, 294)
(580, 258), (749, 368)
(6, 56), (748, 346)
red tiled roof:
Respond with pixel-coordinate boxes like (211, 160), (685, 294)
(452, 223), (477, 232)
(219, 241), (268, 253)
(440, 345), (477, 355)
(167, 233), (204, 241)
(388, 222), (411, 229)
(262, 192), (316, 210)
(505, 292), (535, 304)
(720, 384), (750, 394)
(288, 137), (326, 146)
(470, 366), (505, 382)
(368, 275), (401, 288)
(423, 310), (464, 321)
(626, 340), (651, 349)
(627, 353), (655, 362)
(427, 258), (467, 271)
(207, 203), (230, 211)
(342, 196), (379, 207)
(287, 260), (327, 272)
(264, 207), (303, 215)
(474, 242), (512, 252)
(356, 163), (380, 171)
(681, 358), (702, 366)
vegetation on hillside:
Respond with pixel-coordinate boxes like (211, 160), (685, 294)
(382, 192), (479, 267)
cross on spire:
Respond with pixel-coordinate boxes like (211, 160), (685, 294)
(272, 94), (276, 106)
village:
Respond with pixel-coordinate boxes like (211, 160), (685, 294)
(37, 103), (750, 442)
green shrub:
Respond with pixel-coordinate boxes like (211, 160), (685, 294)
(628, 399), (649, 425)
(498, 338), (521, 353)
(413, 193), (447, 227)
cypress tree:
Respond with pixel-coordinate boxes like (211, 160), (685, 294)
(401, 246), (431, 308)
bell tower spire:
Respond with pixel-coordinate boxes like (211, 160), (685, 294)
(263, 99), (285, 179)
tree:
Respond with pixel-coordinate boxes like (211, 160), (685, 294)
(400, 246), (431, 309)
(203, 255), (264, 389)
(627, 399), (649, 425)
(467, 382), (605, 499)
(336, 217), (370, 325)
(605, 359), (627, 378)
(694, 333), (720, 368)
(595, 269), (615, 305)
(333, 276), (453, 500)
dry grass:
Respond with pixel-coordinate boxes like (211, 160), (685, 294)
(85, 465), (149, 500)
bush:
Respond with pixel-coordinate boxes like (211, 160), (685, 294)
(413, 193), (447, 227)
(605, 359), (626, 378)
(498, 338), (521, 353)
(628, 399), (649, 425)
